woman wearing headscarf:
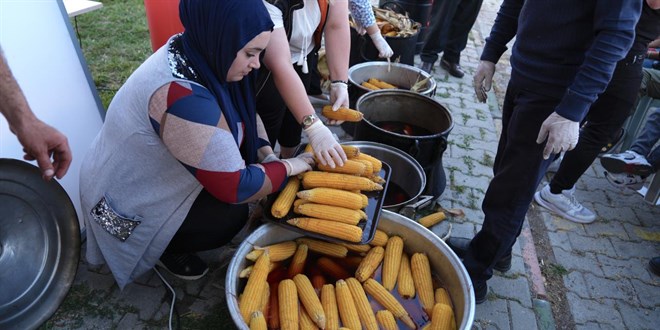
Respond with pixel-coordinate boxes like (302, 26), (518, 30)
(79, 0), (314, 289)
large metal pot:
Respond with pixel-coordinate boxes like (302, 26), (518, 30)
(226, 210), (476, 329)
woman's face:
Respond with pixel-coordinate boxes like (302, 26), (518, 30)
(226, 31), (271, 82)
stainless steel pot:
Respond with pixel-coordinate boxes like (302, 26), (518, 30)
(225, 210), (475, 329)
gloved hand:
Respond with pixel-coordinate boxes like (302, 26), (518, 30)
(261, 153), (279, 163)
(536, 112), (580, 160)
(303, 120), (347, 168)
(281, 152), (315, 176)
(473, 61), (496, 103)
(330, 81), (349, 111)
(369, 31), (394, 59)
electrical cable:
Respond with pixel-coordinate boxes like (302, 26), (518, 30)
(154, 267), (181, 330)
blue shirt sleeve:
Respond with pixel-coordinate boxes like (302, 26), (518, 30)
(349, 0), (376, 28)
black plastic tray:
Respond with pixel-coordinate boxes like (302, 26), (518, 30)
(263, 161), (391, 245)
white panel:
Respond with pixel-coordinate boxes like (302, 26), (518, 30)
(0, 0), (105, 228)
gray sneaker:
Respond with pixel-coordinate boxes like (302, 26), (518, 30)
(534, 185), (596, 224)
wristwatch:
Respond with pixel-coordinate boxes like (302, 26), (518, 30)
(301, 114), (317, 129)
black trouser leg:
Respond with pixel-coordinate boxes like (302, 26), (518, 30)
(442, 0), (484, 64)
(419, 0), (460, 65)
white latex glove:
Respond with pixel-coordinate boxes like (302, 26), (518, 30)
(330, 81), (350, 111)
(369, 32), (394, 59)
(473, 60), (496, 103)
(536, 112), (580, 160)
(261, 153), (279, 163)
(303, 120), (347, 168)
(354, 24), (367, 36)
(281, 152), (315, 176)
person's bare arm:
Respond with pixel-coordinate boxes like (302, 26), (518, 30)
(323, 0), (350, 83)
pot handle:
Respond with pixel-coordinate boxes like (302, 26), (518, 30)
(408, 140), (421, 159)
(398, 195), (435, 219)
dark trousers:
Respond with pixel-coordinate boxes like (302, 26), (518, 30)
(166, 189), (248, 253)
(550, 59), (645, 192)
(420, 0), (484, 65)
(462, 75), (557, 284)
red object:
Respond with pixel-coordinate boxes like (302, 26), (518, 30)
(144, 0), (184, 52)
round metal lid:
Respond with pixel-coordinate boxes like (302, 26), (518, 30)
(0, 158), (80, 330)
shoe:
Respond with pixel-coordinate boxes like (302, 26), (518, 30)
(474, 280), (488, 304)
(157, 252), (209, 280)
(649, 257), (660, 276)
(604, 171), (646, 191)
(599, 128), (625, 155)
(534, 185), (596, 224)
(440, 59), (465, 78)
(446, 237), (512, 272)
(600, 150), (653, 176)
(420, 61), (433, 74)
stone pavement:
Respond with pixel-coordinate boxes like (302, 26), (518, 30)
(42, 0), (659, 329)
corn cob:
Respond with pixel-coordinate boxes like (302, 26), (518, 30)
(370, 229), (389, 246)
(363, 279), (416, 329)
(382, 236), (404, 291)
(287, 244), (309, 278)
(287, 218), (364, 243)
(294, 198), (311, 208)
(376, 310), (399, 330)
(335, 279), (362, 330)
(260, 281), (270, 315)
(321, 284), (340, 330)
(368, 78), (397, 89)
(306, 144), (361, 158)
(278, 279), (299, 330)
(355, 246), (385, 282)
(301, 172), (383, 191)
(246, 241), (297, 262)
(346, 278), (378, 330)
(296, 187), (364, 210)
(296, 238), (349, 258)
(435, 287), (451, 306)
(430, 303), (453, 330)
(317, 257), (351, 280)
(359, 193), (369, 208)
(293, 274), (326, 329)
(295, 203), (362, 225)
(358, 209), (368, 220)
(397, 252), (415, 299)
(317, 159), (368, 176)
(239, 262), (279, 278)
(272, 177), (300, 218)
(370, 175), (386, 184)
(418, 211), (446, 228)
(411, 253), (435, 316)
(322, 105), (364, 122)
(299, 307), (320, 330)
(354, 159), (374, 176)
(312, 273), (327, 292)
(249, 311), (267, 330)
(361, 81), (381, 90)
(356, 153), (382, 173)
(268, 282), (280, 330)
(240, 251), (270, 323)
(340, 242), (372, 254)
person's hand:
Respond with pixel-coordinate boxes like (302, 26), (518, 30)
(473, 60), (496, 103)
(369, 32), (394, 59)
(16, 119), (72, 181)
(281, 152), (315, 176)
(536, 112), (580, 160)
(303, 120), (347, 168)
(330, 81), (349, 111)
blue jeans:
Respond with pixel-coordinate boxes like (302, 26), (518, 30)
(630, 107), (660, 171)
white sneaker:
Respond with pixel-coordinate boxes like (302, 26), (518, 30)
(600, 150), (653, 176)
(534, 185), (596, 224)
(604, 171), (646, 191)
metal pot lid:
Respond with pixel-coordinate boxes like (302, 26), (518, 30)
(0, 158), (80, 330)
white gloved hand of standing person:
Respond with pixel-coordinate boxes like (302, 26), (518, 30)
(369, 31), (394, 59)
(536, 112), (580, 160)
(281, 152), (315, 176)
(473, 60), (496, 103)
(303, 120), (347, 168)
(330, 81), (350, 111)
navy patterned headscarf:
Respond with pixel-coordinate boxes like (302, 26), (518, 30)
(179, 0), (273, 164)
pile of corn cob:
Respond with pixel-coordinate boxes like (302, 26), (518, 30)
(361, 78), (398, 91)
(238, 228), (457, 330)
(373, 7), (419, 38)
(271, 145), (385, 243)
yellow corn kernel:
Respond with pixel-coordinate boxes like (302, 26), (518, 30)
(287, 218), (363, 243)
(299, 307), (320, 330)
(382, 236), (404, 291)
(397, 253), (415, 299)
(335, 279), (362, 330)
(341, 144), (361, 158)
(239, 262), (280, 278)
(435, 287), (451, 306)
(418, 211), (446, 228)
(356, 152), (383, 173)
(355, 246), (385, 282)
(296, 238), (349, 258)
(430, 303), (453, 330)
(296, 187), (364, 210)
(293, 274), (326, 329)
(317, 257), (351, 280)
(278, 279), (299, 330)
(249, 311), (267, 330)
(322, 105), (364, 122)
(359, 209), (368, 220)
(272, 177), (300, 218)
(294, 198), (311, 208)
(340, 243), (372, 255)
(370, 175), (386, 184)
(260, 281), (270, 315)
(368, 78), (398, 89)
(295, 203), (362, 225)
(360, 193), (369, 208)
(240, 251), (270, 323)
(361, 81), (381, 90)
(376, 310), (399, 330)
(354, 159), (374, 176)
(370, 229), (389, 246)
(362, 278), (416, 329)
(301, 171), (384, 192)
(411, 253), (435, 316)
(346, 278), (378, 330)
(317, 159), (368, 176)
(246, 241), (297, 262)
(321, 284), (340, 330)
(287, 244), (309, 278)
